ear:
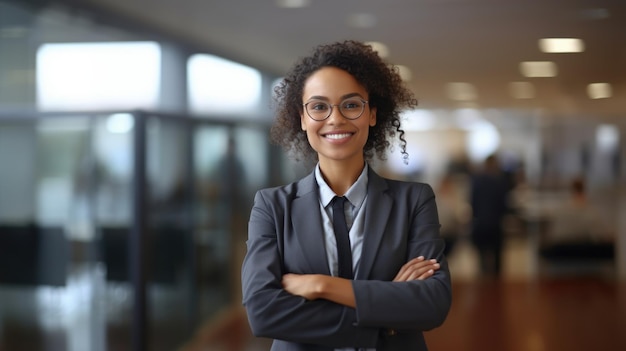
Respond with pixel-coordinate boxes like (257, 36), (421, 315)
(369, 107), (377, 127)
(300, 112), (307, 131)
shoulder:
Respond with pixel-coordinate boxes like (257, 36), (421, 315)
(254, 172), (316, 204)
(387, 179), (436, 203)
(369, 170), (435, 200)
(254, 182), (296, 205)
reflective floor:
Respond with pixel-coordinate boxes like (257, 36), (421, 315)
(3, 237), (624, 351)
(185, 237), (626, 351)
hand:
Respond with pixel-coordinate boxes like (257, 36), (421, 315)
(282, 273), (323, 300)
(283, 274), (356, 307)
(393, 256), (440, 282)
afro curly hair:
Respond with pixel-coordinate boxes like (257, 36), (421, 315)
(270, 40), (418, 164)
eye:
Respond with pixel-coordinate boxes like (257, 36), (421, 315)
(309, 102), (329, 111)
(341, 99), (362, 110)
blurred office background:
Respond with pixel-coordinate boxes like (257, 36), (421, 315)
(0, 0), (624, 350)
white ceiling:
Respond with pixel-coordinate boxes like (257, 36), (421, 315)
(72, 0), (625, 120)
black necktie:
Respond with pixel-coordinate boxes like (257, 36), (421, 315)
(332, 196), (353, 279)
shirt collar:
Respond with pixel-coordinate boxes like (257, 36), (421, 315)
(315, 163), (369, 208)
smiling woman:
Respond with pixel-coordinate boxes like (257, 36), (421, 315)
(241, 40), (452, 351)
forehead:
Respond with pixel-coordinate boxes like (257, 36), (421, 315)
(303, 66), (366, 99)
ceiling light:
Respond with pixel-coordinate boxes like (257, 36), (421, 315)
(275, 0), (310, 8)
(539, 38), (585, 53)
(446, 82), (477, 101)
(587, 83), (612, 99)
(365, 41), (389, 58)
(509, 82), (535, 99)
(346, 13), (377, 28)
(519, 61), (557, 77)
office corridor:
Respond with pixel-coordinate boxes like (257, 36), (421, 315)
(183, 237), (626, 351)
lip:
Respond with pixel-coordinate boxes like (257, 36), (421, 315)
(321, 131), (354, 142)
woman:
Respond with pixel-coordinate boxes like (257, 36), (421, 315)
(241, 40), (451, 350)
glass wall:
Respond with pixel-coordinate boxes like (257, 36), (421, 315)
(0, 112), (275, 351)
(0, 114), (124, 351)
(1, 1), (280, 350)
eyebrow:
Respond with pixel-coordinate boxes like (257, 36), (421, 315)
(306, 92), (364, 101)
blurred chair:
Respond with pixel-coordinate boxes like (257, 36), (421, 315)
(0, 224), (68, 287)
(99, 226), (187, 285)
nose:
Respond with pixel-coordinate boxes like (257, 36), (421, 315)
(327, 105), (345, 123)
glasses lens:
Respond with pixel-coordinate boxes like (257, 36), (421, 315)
(306, 101), (331, 120)
(305, 99), (366, 120)
(339, 98), (365, 119)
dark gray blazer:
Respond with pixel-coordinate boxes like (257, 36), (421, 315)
(241, 167), (452, 350)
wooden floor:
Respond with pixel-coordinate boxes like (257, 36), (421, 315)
(185, 236), (626, 351)
(426, 278), (626, 351)
(4, 238), (623, 351)
(182, 278), (626, 351)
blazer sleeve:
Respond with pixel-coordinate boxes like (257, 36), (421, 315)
(352, 183), (452, 331)
(241, 189), (380, 348)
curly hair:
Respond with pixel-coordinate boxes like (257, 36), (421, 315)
(270, 40), (418, 163)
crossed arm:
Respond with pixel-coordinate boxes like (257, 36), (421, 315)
(282, 256), (440, 308)
(242, 186), (451, 346)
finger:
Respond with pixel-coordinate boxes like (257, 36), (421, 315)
(393, 256), (424, 281)
(403, 259), (437, 276)
(399, 262), (440, 282)
(394, 257), (439, 281)
(396, 259), (438, 281)
(414, 263), (440, 280)
(404, 267), (432, 282)
(416, 269), (434, 280)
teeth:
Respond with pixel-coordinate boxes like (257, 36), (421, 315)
(325, 133), (351, 140)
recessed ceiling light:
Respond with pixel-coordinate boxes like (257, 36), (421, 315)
(539, 38), (585, 53)
(519, 61), (557, 77)
(275, 0), (310, 8)
(365, 41), (389, 58)
(446, 82), (478, 101)
(587, 83), (612, 99)
(509, 82), (535, 99)
(346, 13), (377, 28)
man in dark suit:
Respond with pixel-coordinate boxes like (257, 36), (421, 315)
(470, 154), (510, 278)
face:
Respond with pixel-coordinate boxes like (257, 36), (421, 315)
(300, 66), (376, 167)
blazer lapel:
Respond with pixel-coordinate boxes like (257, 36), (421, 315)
(356, 168), (392, 280)
(291, 172), (331, 275)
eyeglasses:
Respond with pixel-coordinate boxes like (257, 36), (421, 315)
(303, 98), (369, 121)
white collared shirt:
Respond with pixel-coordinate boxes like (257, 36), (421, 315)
(314, 164), (376, 351)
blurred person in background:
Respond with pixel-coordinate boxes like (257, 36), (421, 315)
(469, 154), (510, 278)
(241, 40), (451, 351)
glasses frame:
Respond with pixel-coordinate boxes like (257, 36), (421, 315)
(302, 98), (369, 121)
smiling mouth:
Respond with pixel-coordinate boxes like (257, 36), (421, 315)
(324, 132), (353, 140)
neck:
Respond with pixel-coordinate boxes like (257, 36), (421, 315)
(319, 159), (366, 196)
